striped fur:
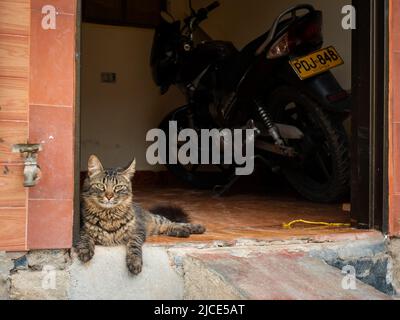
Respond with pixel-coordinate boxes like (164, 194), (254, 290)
(76, 155), (206, 275)
(148, 205), (191, 223)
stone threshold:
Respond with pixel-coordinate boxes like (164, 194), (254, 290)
(1, 231), (399, 300)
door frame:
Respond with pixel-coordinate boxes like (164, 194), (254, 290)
(351, 0), (389, 232)
(74, 0), (82, 244)
(73, 0), (391, 242)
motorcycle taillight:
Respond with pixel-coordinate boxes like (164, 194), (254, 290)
(267, 33), (296, 59)
(267, 11), (323, 59)
(298, 15), (323, 44)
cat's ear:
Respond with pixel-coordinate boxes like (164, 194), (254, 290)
(123, 158), (136, 179)
(88, 155), (104, 178)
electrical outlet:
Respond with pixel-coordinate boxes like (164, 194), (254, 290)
(101, 72), (117, 83)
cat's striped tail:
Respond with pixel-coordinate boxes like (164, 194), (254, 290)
(149, 205), (191, 223)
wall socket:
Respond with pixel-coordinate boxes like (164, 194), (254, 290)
(101, 72), (117, 83)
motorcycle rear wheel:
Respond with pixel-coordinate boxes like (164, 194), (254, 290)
(267, 86), (350, 203)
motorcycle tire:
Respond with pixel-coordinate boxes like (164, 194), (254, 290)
(267, 86), (350, 203)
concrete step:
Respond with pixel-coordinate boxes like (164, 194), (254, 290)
(68, 246), (184, 300)
(183, 250), (392, 300)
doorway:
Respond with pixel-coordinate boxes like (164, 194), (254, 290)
(74, 0), (388, 243)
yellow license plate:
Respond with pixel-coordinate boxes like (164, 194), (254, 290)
(289, 46), (344, 80)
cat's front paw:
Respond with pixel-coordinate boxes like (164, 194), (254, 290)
(127, 255), (143, 275)
(190, 224), (206, 235)
(75, 245), (95, 263)
(168, 225), (191, 238)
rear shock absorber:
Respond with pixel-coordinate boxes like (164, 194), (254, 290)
(255, 99), (284, 146)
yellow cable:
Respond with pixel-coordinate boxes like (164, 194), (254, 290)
(283, 219), (351, 229)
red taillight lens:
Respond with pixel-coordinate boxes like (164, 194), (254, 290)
(302, 24), (322, 42)
(327, 90), (350, 103)
(299, 18), (323, 44)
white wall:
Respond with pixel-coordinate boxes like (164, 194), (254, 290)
(80, 23), (185, 171)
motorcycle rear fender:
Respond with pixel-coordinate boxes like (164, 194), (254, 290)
(279, 64), (351, 114)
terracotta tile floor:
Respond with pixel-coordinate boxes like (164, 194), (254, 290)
(133, 187), (369, 245)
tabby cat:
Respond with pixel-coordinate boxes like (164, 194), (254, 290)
(76, 155), (206, 275)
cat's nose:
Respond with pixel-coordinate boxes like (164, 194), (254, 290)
(105, 193), (114, 200)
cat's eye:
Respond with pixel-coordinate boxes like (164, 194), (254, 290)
(92, 184), (105, 191)
(114, 185), (127, 192)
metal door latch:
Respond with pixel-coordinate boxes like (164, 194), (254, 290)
(12, 144), (43, 187)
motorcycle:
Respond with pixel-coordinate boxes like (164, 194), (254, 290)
(150, 1), (351, 203)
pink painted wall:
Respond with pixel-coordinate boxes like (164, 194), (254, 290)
(27, 0), (77, 249)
